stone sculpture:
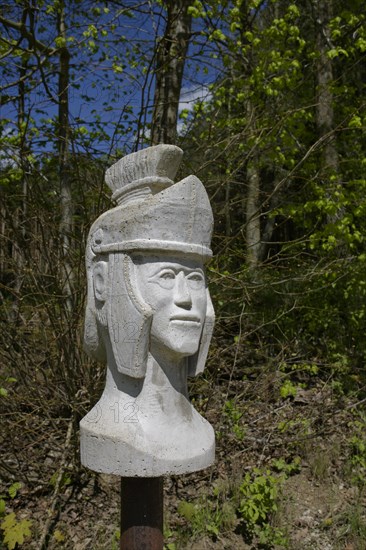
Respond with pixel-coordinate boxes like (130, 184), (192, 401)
(80, 145), (215, 477)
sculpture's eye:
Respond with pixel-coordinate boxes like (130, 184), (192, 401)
(187, 272), (205, 290)
(160, 270), (175, 280)
(153, 269), (176, 289)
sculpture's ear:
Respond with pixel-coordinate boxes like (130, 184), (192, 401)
(84, 260), (108, 363)
(93, 261), (108, 302)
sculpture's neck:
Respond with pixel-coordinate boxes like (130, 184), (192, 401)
(143, 352), (190, 419)
(104, 352), (192, 424)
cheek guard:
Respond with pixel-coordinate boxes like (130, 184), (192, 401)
(107, 253), (152, 378)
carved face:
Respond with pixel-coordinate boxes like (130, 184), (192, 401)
(133, 255), (207, 361)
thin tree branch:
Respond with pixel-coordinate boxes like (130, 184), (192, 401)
(0, 15), (56, 56)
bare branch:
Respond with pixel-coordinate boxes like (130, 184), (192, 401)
(0, 14), (56, 56)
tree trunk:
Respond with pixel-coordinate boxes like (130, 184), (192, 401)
(57, 2), (73, 311)
(246, 160), (261, 269)
(314, 0), (344, 237)
(11, 56), (29, 320)
(258, 177), (281, 263)
(151, 0), (192, 145)
(314, 0), (339, 178)
(225, 182), (231, 237)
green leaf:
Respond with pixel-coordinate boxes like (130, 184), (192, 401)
(211, 29), (226, 42)
(206, 523), (219, 536)
(112, 63), (123, 74)
(8, 483), (22, 499)
(0, 499), (6, 516)
(177, 501), (196, 521)
(280, 379), (298, 399)
(55, 36), (66, 48)
(1, 513), (32, 550)
(53, 529), (65, 542)
(349, 115), (362, 128)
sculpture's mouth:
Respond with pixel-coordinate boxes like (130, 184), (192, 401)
(170, 315), (201, 324)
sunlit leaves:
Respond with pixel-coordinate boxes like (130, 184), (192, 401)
(0, 514), (32, 550)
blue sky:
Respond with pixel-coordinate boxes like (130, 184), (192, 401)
(0, 2), (222, 161)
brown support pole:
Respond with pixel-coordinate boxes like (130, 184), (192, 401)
(120, 477), (164, 550)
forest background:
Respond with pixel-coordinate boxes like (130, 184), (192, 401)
(1, 1), (366, 549)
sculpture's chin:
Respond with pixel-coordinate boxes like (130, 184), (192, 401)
(151, 326), (201, 360)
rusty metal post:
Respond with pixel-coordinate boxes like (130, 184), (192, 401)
(120, 477), (164, 550)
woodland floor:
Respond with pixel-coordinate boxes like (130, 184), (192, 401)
(1, 371), (366, 550)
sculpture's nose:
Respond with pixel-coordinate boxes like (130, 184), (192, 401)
(174, 272), (192, 308)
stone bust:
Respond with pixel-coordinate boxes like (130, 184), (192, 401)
(80, 145), (215, 476)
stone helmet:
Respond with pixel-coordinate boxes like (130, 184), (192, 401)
(84, 145), (215, 378)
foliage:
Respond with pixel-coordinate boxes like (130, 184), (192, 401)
(0, 514), (32, 550)
(0, 483), (32, 550)
(172, 462), (301, 547)
(271, 456), (301, 477)
(237, 468), (287, 547)
(177, 489), (237, 540)
(223, 399), (246, 440)
(279, 379), (299, 400)
(348, 411), (366, 486)
(0, 376), (16, 398)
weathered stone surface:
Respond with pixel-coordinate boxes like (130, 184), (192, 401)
(80, 145), (215, 476)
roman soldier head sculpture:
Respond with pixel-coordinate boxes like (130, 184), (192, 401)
(80, 145), (215, 476)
